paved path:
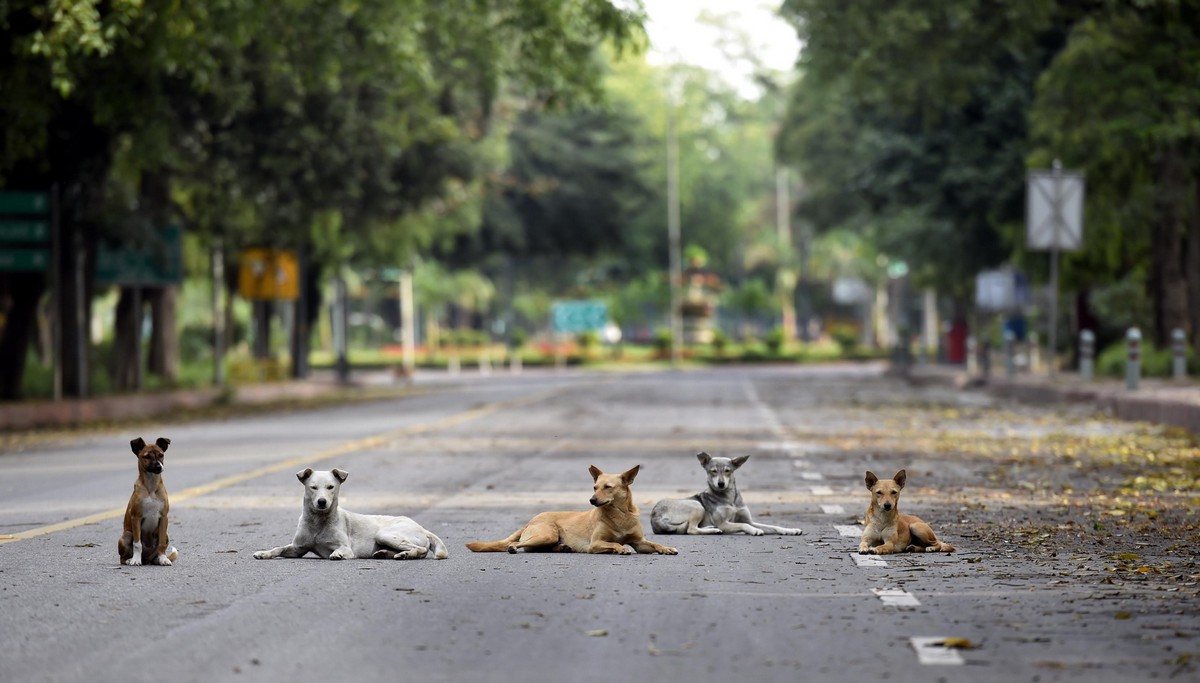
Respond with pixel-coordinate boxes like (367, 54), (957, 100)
(0, 365), (1195, 682)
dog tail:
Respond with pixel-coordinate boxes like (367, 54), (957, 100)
(465, 527), (524, 553)
(427, 531), (449, 560)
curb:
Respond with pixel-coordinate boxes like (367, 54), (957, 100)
(910, 365), (1200, 435)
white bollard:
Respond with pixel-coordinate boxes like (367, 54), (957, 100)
(448, 353), (461, 376)
(1079, 329), (1095, 382)
(510, 353), (523, 375)
(1172, 328), (1187, 379)
(1126, 328), (1141, 390)
(966, 335), (978, 375)
(479, 350), (492, 376)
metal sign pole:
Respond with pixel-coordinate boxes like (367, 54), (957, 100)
(1048, 160), (1062, 377)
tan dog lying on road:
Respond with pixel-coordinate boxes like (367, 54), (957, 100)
(119, 437), (179, 566)
(858, 469), (955, 555)
(465, 465), (678, 555)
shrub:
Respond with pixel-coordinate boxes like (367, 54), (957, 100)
(763, 326), (785, 355)
(652, 328), (672, 356)
(710, 329), (728, 356)
(1097, 338), (1197, 378)
(831, 326), (859, 355)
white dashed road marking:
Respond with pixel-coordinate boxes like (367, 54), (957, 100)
(910, 637), (966, 666)
(820, 504), (845, 515)
(873, 589), (920, 607)
(834, 525), (861, 537)
(799, 471), (824, 480)
(810, 485), (833, 495)
(851, 553), (887, 567)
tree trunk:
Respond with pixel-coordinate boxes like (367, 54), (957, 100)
(1150, 149), (1190, 347)
(1187, 181), (1200, 353)
(148, 286), (179, 383)
(57, 216), (93, 398)
(0, 274), (47, 400)
(110, 288), (141, 392)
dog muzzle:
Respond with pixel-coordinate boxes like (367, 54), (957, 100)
(148, 464), (163, 474)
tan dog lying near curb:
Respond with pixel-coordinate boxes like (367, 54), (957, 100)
(254, 468), (448, 560)
(858, 469), (955, 555)
(465, 465), (678, 555)
(119, 437), (179, 566)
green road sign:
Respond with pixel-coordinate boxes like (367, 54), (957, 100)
(0, 248), (50, 272)
(0, 192), (49, 215)
(94, 225), (183, 286)
(0, 220), (49, 242)
(552, 300), (608, 334)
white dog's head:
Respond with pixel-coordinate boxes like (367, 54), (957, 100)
(296, 468), (349, 513)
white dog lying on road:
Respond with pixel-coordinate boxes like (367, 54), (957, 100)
(253, 468), (448, 560)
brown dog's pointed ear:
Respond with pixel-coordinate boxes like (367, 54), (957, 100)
(332, 468), (349, 482)
(696, 452), (711, 466)
(130, 438), (146, 455)
(865, 471), (878, 490)
(296, 468), (314, 482)
(588, 465), (603, 481)
(620, 464), (641, 485)
(155, 437), (170, 452)
(893, 469), (907, 489)
(731, 455), (750, 469)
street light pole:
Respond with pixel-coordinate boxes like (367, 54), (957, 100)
(666, 85), (683, 367)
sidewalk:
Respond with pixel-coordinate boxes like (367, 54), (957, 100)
(909, 363), (1200, 434)
(0, 373), (373, 431)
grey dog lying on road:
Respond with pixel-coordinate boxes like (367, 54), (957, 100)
(650, 452), (803, 535)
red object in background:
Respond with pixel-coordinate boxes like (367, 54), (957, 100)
(947, 320), (967, 364)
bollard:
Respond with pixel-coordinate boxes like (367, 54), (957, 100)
(1126, 328), (1141, 390)
(1172, 328), (1187, 379)
(510, 353), (523, 375)
(1029, 331), (1040, 374)
(448, 353), (461, 376)
(1079, 330), (1095, 382)
(479, 350), (492, 376)
(966, 335), (978, 375)
(1003, 329), (1016, 378)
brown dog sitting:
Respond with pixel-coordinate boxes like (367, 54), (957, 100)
(118, 437), (178, 566)
(858, 469), (954, 555)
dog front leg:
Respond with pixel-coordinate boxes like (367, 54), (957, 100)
(253, 544), (310, 560)
(587, 540), (633, 554)
(152, 516), (173, 566)
(125, 512), (144, 566)
(327, 545), (355, 560)
(631, 538), (678, 555)
(718, 521), (764, 536)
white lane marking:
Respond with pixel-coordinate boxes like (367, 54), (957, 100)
(910, 637), (966, 666)
(834, 525), (861, 537)
(810, 485), (833, 495)
(873, 589), (920, 607)
(821, 504), (845, 514)
(799, 472), (824, 481)
(851, 553), (886, 567)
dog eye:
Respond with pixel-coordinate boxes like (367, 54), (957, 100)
(604, 484), (613, 489)
(326, 485), (334, 490)
(310, 485), (317, 490)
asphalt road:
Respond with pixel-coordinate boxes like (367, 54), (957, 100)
(0, 364), (1195, 683)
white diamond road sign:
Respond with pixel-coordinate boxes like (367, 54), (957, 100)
(552, 300), (607, 334)
(1027, 169), (1084, 251)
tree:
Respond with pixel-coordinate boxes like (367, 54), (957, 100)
(1028, 1), (1200, 348)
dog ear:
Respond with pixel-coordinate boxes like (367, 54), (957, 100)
(332, 468), (349, 482)
(865, 471), (878, 489)
(155, 437), (170, 452)
(296, 468), (314, 482)
(588, 465), (603, 481)
(130, 437), (146, 455)
(893, 469), (907, 489)
(695, 452), (711, 466)
(731, 455), (750, 469)
(620, 464), (641, 485)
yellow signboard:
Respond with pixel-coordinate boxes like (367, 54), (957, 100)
(238, 248), (299, 300)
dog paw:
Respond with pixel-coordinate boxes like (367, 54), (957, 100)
(154, 555), (172, 566)
(328, 550), (347, 560)
(616, 547), (633, 555)
(125, 555), (142, 566)
(372, 550), (394, 559)
(782, 528), (804, 535)
(661, 547), (678, 555)
(506, 545), (518, 554)
(252, 550), (271, 560)
(747, 527), (765, 536)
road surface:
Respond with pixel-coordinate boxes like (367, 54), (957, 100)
(1, 365), (1195, 682)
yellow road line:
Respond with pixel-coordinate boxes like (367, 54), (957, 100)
(0, 385), (565, 546)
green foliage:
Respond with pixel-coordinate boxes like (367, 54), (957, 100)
(576, 329), (600, 350)
(710, 329), (729, 355)
(652, 327), (672, 355)
(831, 325), (859, 355)
(1097, 341), (1198, 379)
(763, 326), (786, 355)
